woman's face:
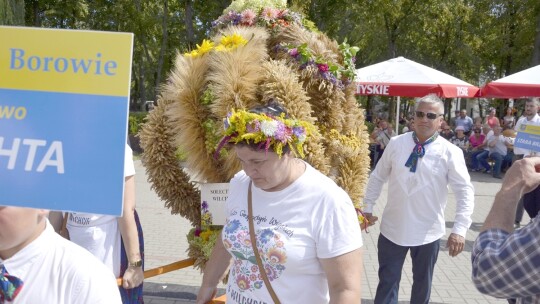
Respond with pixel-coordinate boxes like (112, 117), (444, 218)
(234, 145), (295, 192)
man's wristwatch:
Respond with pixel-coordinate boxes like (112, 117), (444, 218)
(128, 259), (142, 267)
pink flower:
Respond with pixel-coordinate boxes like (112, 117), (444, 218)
(289, 48), (299, 57)
(277, 9), (288, 18)
(317, 63), (329, 72)
(236, 274), (251, 290)
(261, 7), (279, 21)
(241, 9), (256, 25)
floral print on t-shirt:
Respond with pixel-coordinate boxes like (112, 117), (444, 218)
(223, 218), (288, 292)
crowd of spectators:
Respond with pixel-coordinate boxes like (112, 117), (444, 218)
(369, 99), (540, 177)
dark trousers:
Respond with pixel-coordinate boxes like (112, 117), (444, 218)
(375, 234), (440, 304)
(524, 185), (540, 219)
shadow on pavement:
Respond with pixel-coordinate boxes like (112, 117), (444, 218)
(144, 282), (225, 300)
(362, 300), (444, 304)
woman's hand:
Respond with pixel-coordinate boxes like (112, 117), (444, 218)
(122, 266), (144, 289)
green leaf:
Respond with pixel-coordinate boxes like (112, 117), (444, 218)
(231, 251), (247, 260)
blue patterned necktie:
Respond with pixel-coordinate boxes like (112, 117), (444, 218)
(0, 264), (23, 303)
(405, 132), (438, 173)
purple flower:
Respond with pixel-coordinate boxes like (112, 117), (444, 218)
(246, 120), (260, 133)
(273, 121), (288, 141)
(317, 63), (329, 72)
(201, 201), (208, 210)
(194, 228), (202, 237)
(289, 48), (299, 58)
(293, 126), (305, 137)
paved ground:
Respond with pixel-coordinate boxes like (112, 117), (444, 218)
(135, 160), (526, 303)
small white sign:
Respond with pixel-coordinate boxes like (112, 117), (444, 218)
(200, 183), (229, 226)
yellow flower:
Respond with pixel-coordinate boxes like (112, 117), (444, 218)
(200, 230), (213, 242)
(216, 34), (248, 51)
(184, 49), (199, 57)
(196, 39), (214, 55)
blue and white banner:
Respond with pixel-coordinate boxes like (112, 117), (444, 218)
(0, 27), (133, 216)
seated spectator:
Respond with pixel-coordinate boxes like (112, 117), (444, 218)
(482, 124), (493, 137)
(502, 107), (516, 130)
(474, 116), (483, 126)
(450, 126), (469, 156)
(501, 129), (516, 172)
(402, 118), (415, 133)
(440, 123), (455, 140)
(398, 112), (408, 126)
(478, 126), (509, 178)
(371, 120), (396, 166)
(469, 127), (487, 171)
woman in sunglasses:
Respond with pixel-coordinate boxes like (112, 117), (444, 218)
(469, 127), (487, 171)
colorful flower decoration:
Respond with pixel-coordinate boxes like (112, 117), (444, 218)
(275, 41), (359, 88)
(184, 34), (248, 57)
(215, 109), (318, 159)
(211, 6), (302, 31)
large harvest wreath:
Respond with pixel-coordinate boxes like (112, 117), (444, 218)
(139, 0), (371, 271)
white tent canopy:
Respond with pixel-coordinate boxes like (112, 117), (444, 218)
(480, 64), (540, 98)
(355, 56), (479, 133)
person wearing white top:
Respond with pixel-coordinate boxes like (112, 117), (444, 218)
(363, 94), (475, 304)
(0, 207), (121, 303)
(513, 98), (540, 157)
(478, 126), (509, 179)
(513, 98), (540, 228)
(66, 144), (145, 303)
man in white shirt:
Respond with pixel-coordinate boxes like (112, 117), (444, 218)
(478, 126), (509, 179)
(513, 97), (540, 228)
(0, 207), (121, 303)
(363, 94), (475, 304)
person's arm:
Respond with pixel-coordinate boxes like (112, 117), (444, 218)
(196, 232), (232, 304)
(472, 158), (540, 299)
(363, 137), (396, 225)
(481, 157), (540, 232)
(320, 249), (362, 304)
(447, 145), (475, 257)
(117, 175), (144, 289)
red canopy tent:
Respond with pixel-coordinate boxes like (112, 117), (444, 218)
(479, 65), (540, 98)
(355, 57), (479, 132)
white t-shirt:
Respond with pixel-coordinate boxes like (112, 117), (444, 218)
(486, 134), (507, 156)
(514, 114), (540, 156)
(67, 144), (135, 277)
(364, 132), (475, 246)
(222, 163), (363, 304)
(1, 221), (121, 304)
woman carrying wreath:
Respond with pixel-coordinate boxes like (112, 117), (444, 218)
(196, 103), (363, 304)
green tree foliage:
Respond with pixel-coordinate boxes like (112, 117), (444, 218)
(0, 0), (24, 25)
(9, 0), (540, 112)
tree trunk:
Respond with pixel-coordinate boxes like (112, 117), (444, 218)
(532, 11), (540, 65)
(154, 0), (169, 101)
(184, 0), (195, 49)
(139, 55), (146, 108)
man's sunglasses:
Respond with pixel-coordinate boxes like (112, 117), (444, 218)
(415, 111), (442, 120)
